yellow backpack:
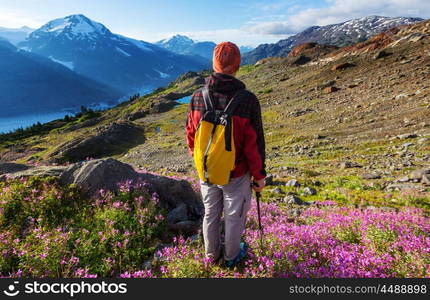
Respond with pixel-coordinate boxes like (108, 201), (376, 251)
(194, 87), (246, 186)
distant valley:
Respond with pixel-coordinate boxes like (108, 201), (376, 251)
(0, 14), (212, 131)
(0, 38), (120, 118)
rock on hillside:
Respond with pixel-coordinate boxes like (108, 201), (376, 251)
(1, 165), (68, 179)
(255, 43), (339, 67)
(0, 162), (31, 175)
(288, 42), (338, 58)
(285, 43), (339, 65)
(49, 121), (145, 163)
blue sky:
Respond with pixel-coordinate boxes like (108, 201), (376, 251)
(0, 0), (428, 46)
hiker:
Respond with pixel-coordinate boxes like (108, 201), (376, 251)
(186, 42), (266, 266)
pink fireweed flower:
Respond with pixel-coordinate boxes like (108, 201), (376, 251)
(151, 192), (160, 204)
(120, 272), (131, 278)
(155, 214), (164, 221)
(70, 256), (80, 265)
(118, 180), (134, 193)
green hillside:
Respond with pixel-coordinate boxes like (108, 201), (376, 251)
(0, 20), (429, 278)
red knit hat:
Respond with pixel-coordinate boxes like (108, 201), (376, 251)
(213, 42), (241, 75)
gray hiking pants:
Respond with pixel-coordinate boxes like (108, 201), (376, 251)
(200, 173), (252, 261)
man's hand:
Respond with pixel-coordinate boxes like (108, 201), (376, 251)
(253, 178), (266, 192)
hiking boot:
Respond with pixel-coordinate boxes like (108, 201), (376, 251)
(225, 242), (247, 268)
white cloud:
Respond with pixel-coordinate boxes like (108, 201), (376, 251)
(244, 22), (301, 35)
(244, 0), (430, 35)
(0, 7), (42, 28)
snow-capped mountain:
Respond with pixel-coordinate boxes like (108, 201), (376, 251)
(157, 35), (254, 60)
(0, 26), (34, 45)
(19, 15), (209, 94)
(157, 35), (196, 53)
(243, 16), (423, 64)
(157, 35), (216, 60)
(0, 38), (120, 117)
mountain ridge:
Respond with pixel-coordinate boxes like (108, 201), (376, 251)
(243, 15), (424, 64)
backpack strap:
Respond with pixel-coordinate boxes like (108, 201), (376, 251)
(223, 89), (247, 115)
(202, 86), (215, 112)
(223, 89), (247, 152)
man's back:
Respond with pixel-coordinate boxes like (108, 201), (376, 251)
(186, 72), (266, 181)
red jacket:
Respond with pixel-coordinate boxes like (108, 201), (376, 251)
(186, 73), (266, 180)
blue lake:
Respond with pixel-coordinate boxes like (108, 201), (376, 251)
(176, 95), (192, 104)
(0, 88), (157, 134)
(0, 102), (116, 134)
(0, 112), (76, 134)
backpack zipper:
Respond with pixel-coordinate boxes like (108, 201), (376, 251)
(203, 124), (218, 183)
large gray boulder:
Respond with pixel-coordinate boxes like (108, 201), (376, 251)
(60, 158), (139, 195)
(60, 158), (202, 210)
(0, 162), (32, 175)
(60, 158), (203, 233)
(148, 97), (177, 113)
(49, 121), (145, 163)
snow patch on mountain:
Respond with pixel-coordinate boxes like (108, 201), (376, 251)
(117, 35), (155, 52)
(49, 56), (74, 70)
(153, 69), (170, 79)
(70, 19), (101, 35)
(45, 18), (71, 33)
(116, 47), (131, 57)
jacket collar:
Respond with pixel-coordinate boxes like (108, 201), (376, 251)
(205, 72), (246, 94)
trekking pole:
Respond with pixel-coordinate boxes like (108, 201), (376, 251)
(255, 191), (264, 251)
(252, 181), (264, 251)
